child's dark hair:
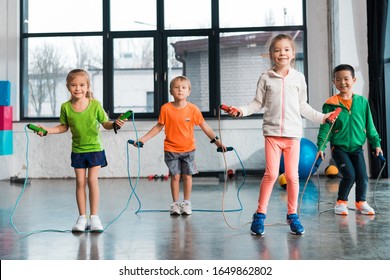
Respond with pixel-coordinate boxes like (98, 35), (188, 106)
(333, 64), (355, 79)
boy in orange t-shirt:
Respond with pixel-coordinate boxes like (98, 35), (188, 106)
(136, 76), (226, 215)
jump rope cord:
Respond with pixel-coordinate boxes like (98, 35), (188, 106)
(372, 159), (386, 214)
(10, 125), (71, 235)
(103, 113), (142, 230)
(12, 116), (142, 236)
(298, 122), (335, 216)
(134, 109), (247, 217)
(217, 109), (251, 230)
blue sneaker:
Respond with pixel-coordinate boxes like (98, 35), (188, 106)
(250, 213), (266, 236)
(286, 214), (305, 235)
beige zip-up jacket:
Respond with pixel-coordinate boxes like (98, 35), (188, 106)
(239, 68), (324, 138)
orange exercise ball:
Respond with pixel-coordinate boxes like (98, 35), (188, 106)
(325, 165), (339, 179)
(278, 173), (287, 189)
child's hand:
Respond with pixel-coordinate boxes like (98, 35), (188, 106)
(215, 141), (227, 152)
(37, 125), (48, 137)
(375, 147), (383, 157)
(114, 118), (125, 128)
(228, 106), (242, 117)
(317, 150), (325, 160)
(322, 112), (335, 124)
(134, 139), (144, 147)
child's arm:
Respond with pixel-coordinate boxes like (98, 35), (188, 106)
(199, 122), (226, 150)
(101, 118), (126, 130)
(137, 123), (164, 145)
(37, 124), (68, 136)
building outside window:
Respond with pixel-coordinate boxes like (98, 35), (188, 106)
(20, 0), (305, 119)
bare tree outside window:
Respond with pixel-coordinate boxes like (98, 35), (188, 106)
(28, 43), (65, 117)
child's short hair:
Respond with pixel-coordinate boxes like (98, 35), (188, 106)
(333, 64), (355, 79)
(169, 75), (191, 90)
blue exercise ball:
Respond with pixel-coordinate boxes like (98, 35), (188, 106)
(279, 138), (318, 179)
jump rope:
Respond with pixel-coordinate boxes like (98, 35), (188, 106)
(11, 107), (386, 235)
(220, 105), (386, 230)
(298, 107), (387, 216)
(126, 107), (248, 231)
(10, 112), (143, 235)
(11, 109), (248, 234)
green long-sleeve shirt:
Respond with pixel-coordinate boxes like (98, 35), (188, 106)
(317, 94), (381, 152)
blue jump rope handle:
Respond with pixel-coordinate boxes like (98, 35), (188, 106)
(128, 139), (143, 148)
(217, 147), (234, 152)
(27, 124), (47, 136)
(314, 152), (325, 168)
(378, 153), (386, 162)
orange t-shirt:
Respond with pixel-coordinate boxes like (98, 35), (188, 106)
(158, 102), (205, 152)
(337, 94), (352, 111)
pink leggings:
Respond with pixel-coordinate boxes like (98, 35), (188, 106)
(256, 136), (300, 215)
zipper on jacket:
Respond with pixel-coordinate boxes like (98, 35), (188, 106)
(280, 77), (285, 135)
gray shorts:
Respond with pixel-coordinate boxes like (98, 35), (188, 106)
(164, 150), (198, 176)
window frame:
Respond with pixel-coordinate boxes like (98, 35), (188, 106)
(19, 0), (307, 121)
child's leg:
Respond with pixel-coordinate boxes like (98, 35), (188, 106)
(170, 174), (181, 202)
(256, 137), (283, 214)
(74, 168), (87, 215)
(283, 139), (300, 214)
(331, 146), (356, 201)
(87, 165), (101, 215)
(182, 174), (192, 201)
(350, 147), (368, 202)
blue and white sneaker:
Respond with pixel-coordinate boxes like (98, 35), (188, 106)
(250, 213), (266, 236)
(286, 213), (305, 235)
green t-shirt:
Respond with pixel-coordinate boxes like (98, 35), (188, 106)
(60, 99), (109, 153)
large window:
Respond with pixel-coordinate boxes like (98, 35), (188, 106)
(20, 0), (305, 120)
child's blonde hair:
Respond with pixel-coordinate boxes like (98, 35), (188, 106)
(66, 69), (94, 99)
(267, 33), (296, 67)
(169, 75), (191, 91)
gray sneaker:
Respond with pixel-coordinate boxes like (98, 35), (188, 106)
(180, 201), (192, 215)
(170, 202), (181, 215)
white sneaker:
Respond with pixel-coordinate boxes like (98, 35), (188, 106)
(180, 201), (192, 215)
(355, 201), (375, 215)
(334, 200), (348, 215)
(90, 215), (104, 232)
(170, 202), (181, 215)
(72, 215), (87, 232)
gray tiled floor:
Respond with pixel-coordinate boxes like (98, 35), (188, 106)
(1, 175), (389, 260)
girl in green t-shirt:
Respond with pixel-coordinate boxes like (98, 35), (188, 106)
(36, 69), (127, 232)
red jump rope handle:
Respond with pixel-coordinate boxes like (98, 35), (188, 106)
(326, 107), (342, 124)
(219, 104), (241, 116)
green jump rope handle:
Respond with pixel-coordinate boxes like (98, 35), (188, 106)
(119, 110), (133, 120)
(27, 124), (48, 136)
(114, 110), (133, 134)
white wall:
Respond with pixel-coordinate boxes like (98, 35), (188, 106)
(0, 0), (369, 179)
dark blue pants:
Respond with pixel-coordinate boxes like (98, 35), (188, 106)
(331, 146), (368, 202)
